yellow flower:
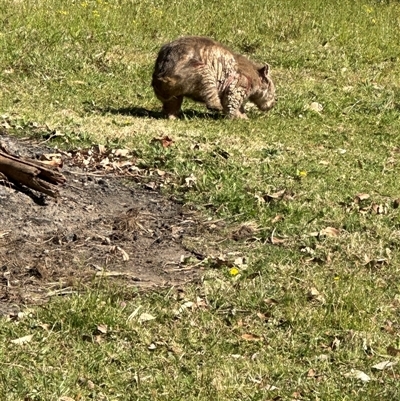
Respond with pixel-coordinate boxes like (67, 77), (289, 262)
(229, 267), (240, 276)
(364, 6), (373, 14)
(297, 170), (307, 177)
(334, 276), (340, 281)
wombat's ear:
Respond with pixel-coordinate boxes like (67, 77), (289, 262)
(259, 64), (270, 79)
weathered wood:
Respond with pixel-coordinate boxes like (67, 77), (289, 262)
(0, 150), (66, 198)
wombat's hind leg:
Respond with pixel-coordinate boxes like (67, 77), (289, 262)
(162, 96), (183, 120)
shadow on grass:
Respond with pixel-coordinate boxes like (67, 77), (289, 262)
(83, 103), (222, 120)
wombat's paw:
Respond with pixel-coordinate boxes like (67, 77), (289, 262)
(205, 101), (223, 112)
(227, 110), (248, 119)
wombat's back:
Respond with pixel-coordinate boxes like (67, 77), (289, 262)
(153, 36), (230, 78)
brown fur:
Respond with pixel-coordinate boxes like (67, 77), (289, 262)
(152, 36), (276, 119)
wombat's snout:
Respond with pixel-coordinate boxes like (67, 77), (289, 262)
(258, 96), (276, 112)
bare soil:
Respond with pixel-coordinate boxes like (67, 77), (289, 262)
(0, 133), (207, 315)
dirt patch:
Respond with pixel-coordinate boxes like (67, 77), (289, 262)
(0, 134), (208, 315)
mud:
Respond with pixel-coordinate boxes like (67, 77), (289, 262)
(0, 134), (205, 315)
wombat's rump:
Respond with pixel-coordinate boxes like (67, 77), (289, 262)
(152, 36), (276, 119)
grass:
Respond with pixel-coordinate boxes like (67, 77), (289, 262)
(2, 0), (400, 399)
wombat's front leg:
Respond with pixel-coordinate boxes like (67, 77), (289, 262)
(162, 96), (184, 119)
(196, 65), (223, 111)
(222, 84), (249, 119)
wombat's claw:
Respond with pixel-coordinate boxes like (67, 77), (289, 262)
(227, 110), (248, 119)
(206, 103), (223, 112)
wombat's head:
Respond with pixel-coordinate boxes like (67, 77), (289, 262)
(250, 64), (276, 112)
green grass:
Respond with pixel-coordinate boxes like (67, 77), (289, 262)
(2, 0), (400, 399)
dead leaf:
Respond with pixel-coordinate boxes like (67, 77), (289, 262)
(177, 301), (195, 314)
(138, 313), (156, 323)
(264, 189), (286, 202)
(169, 344), (183, 355)
(152, 135), (174, 148)
(382, 321), (395, 334)
(97, 144), (107, 154)
(11, 334), (33, 345)
(254, 194), (265, 204)
(1, 120), (11, 129)
(99, 156), (110, 166)
(271, 214), (284, 224)
(371, 203), (387, 214)
(58, 397), (75, 401)
(196, 297), (208, 308)
(209, 255), (234, 268)
(264, 384), (279, 391)
(110, 246), (130, 261)
(354, 193), (370, 203)
(372, 360), (397, 370)
(256, 312), (267, 321)
(264, 298), (279, 305)
(38, 159), (63, 168)
(39, 153), (63, 167)
(270, 229), (287, 245)
(144, 182), (157, 190)
(343, 369), (371, 382)
(308, 287), (325, 303)
(387, 346), (400, 356)
(271, 236), (287, 245)
(185, 174), (197, 187)
(95, 271), (133, 278)
(365, 257), (388, 268)
(319, 227), (340, 237)
(97, 324), (108, 334)
(241, 333), (262, 341)
(94, 335), (104, 344)
(307, 102), (323, 113)
(309, 287), (320, 298)
(307, 368), (317, 377)
(114, 149), (130, 158)
(393, 198), (400, 209)
(234, 257), (245, 266)
(331, 337), (341, 351)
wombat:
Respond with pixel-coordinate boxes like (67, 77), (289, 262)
(151, 36), (276, 119)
